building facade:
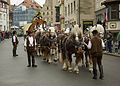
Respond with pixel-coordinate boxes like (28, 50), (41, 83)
(64, 0), (96, 31)
(95, 0), (106, 22)
(103, 0), (120, 32)
(42, 0), (58, 27)
(12, 0), (41, 27)
(0, 0), (9, 31)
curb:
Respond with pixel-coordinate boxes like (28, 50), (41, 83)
(104, 52), (120, 57)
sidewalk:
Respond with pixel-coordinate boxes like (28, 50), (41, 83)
(104, 51), (120, 57)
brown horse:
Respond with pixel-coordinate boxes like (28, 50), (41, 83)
(64, 33), (84, 73)
(40, 32), (51, 63)
(61, 25), (84, 73)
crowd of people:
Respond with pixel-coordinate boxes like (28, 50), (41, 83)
(0, 30), (11, 43)
(105, 31), (120, 54)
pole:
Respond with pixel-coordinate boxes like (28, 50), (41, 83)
(78, 0), (80, 27)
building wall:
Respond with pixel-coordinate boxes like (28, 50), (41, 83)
(106, 3), (120, 32)
(95, 0), (106, 22)
(95, 0), (120, 40)
(64, 0), (96, 31)
(0, 0), (9, 31)
(95, 0), (105, 11)
(13, 4), (41, 27)
(42, 0), (54, 26)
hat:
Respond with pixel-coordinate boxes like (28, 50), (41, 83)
(27, 31), (33, 35)
(13, 30), (17, 35)
(92, 30), (98, 35)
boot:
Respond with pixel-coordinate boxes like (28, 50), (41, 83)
(99, 65), (104, 80)
(62, 62), (67, 70)
(93, 69), (97, 79)
(74, 65), (79, 74)
(32, 56), (37, 67)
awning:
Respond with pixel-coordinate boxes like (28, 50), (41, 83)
(102, 0), (120, 5)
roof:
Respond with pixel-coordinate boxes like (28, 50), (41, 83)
(0, 0), (9, 5)
(106, 0), (120, 2)
(102, 0), (120, 5)
(20, 0), (42, 9)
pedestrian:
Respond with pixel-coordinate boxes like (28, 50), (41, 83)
(0, 30), (1, 43)
(12, 31), (19, 57)
(24, 31), (37, 67)
(106, 32), (113, 53)
(84, 30), (105, 80)
(114, 40), (118, 53)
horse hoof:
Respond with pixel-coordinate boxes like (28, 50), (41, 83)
(69, 70), (72, 72)
(48, 61), (52, 64)
(62, 68), (67, 71)
(68, 68), (73, 72)
(76, 71), (79, 74)
(53, 59), (58, 62)
(89, 70), (93, 73)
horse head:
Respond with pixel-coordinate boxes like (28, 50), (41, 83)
(71, 24), (83, 43)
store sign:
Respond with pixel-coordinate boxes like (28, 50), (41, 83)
(83, 21), (93, 31)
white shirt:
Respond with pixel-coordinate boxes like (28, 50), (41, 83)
(24, 36), (36, 47)
(87, 39), (105, 49)
(13, 35), (17, 42)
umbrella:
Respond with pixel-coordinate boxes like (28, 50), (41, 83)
(117, 32), (120, 41)
(10, 25), (19, 29)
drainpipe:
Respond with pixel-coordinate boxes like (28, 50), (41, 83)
(78, 0), (80, 27)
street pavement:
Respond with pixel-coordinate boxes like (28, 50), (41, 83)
(0, 37), (120, 86)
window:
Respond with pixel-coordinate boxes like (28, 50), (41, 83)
(71, 3), (73, 14)
(47, 12), (49, 15)
(43, 12), (45, 15)
(4, 14), (5, 20)
(0, 13), (2, 19)
(74, 1), (76, 13)
(65, 7), (67, 16)
(47, 7), (49, 10)
(51, 11), (53, 15)
(109, 4), (119, 20)
(68, 4), (70, 15)
(0, 2), (2, 8)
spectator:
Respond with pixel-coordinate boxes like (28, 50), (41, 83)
(0, 30), (1, 43)
(106, 31), (113, 53)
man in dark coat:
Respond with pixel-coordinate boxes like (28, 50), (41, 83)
(12, 31), (19, 57)
(85, 30), (105, 80)
(24, 31), (37, 67)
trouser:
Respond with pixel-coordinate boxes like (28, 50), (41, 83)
(92, 53), (103, 78)
(27, 51), (36, 66)
(13, 45), (17, 56)
(85, 50), (89, 67)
